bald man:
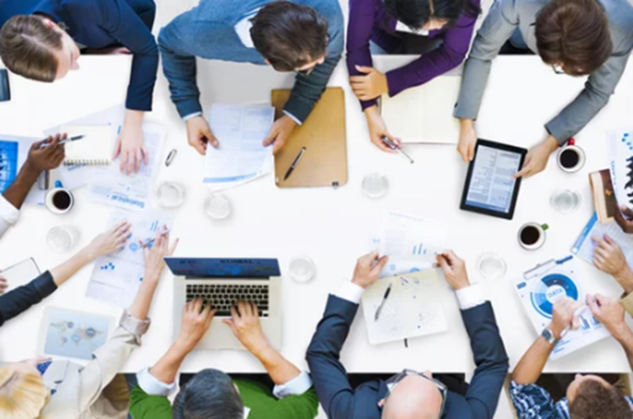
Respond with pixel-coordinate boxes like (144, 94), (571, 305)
(306, 251), (509, 419)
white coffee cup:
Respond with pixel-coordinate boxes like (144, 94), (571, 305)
(557, 138), (585, 173)
(45, 188), (74, 214)
(518, 222), (548, 250)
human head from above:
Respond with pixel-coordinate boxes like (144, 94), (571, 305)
(173, 368), (244, 419)
(378, 370), (446, 419)
(535, 0), (612, 76)
(566, 374), (632, 419)
(0, 14), (81, 83)
(0, 359), (49, 419)
(383, 0), (481, 33)
(250, 1), (329, 74)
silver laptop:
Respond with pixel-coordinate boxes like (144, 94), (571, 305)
(166, 257), (282, 350)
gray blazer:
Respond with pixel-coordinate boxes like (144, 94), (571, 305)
(454, 0), (633, 144)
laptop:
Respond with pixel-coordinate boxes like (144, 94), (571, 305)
(166, 257), (282, 350)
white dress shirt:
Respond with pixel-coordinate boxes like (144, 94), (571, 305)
(0, 195), (20, 238)
(395, 21), (430, 36)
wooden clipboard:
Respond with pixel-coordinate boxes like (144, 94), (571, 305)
(272, 87), (348, 188)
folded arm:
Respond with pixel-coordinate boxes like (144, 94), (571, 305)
(346, 0), (379, 110)
(0, 271), (56, 327)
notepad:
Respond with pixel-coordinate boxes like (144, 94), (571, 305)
(381, 76), (461, 144)
(59, 125), (116, 165)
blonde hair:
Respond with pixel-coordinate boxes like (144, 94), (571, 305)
(0, 366), (48, 419)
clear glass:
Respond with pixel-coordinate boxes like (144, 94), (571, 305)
(156, 181), (186, 208)
(204, 193), (232, 220)
(362, 173), (389, 199)
(476, 253), (507, 280)
(47, 226), (80, 252)
(289, 256), (316, 283)
(550, 190), (581, 214)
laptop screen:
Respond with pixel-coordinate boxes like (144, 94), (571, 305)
(165, 257), (280, 279)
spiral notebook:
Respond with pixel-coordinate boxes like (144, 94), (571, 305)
(59, 125), (116, 165)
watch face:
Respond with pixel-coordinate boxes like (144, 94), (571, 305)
(542, 329), (555, 343)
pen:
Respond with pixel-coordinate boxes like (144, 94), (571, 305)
(374, 283), (393, 321)
(139, 227), (171, 248)
(283, 147), (306, 181)
(560, 305), (591, 339)
(39, 135), (85, 149)
(381, 136), (414, 164)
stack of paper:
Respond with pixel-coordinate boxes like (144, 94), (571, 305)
(203, 104), (274, 190)
(607, 129), (633, 210)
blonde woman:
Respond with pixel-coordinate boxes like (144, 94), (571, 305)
(0, 231), (178, 419)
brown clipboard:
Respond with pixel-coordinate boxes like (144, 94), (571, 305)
(271, 87), (348, 188)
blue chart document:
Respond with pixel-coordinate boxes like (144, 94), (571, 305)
(0, 140), (18, 193)
(572, 212), (633, 268)
(465, 145), (522, 213)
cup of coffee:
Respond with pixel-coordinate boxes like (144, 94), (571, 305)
(518, 222), (548, 250)
(45, 188), (74, 214)
(557, 138), (585, 173)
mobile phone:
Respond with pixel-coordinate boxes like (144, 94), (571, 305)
(0, 69), (10, 102)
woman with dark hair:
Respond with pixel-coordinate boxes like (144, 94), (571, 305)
(347, 0), (481, 152)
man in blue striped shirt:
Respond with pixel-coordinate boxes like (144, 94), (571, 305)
(510, 295), (633, 419)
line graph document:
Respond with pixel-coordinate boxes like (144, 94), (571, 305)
(203, 104), (274, 189)
(572, 212), (633, 268)
(379, 212), (450, 263)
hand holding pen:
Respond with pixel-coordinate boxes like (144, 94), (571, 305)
(25, 135), (66, 173)
(381, 136), (414, 164)
(39, 133), (84, 149)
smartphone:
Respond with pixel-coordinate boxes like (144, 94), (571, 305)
(0, 69), (10, 102)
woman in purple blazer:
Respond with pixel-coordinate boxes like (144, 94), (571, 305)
(347, 0), (480, 152)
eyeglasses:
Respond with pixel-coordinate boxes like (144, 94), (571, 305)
(552, 64), (565, 74)
(385, 369), (448, 415)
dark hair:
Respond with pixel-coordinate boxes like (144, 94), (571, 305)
(173, 369), (244, 419)
(535, 0), (612, 76)
(569, 380), (631, 419)
(0, 15), (62, 82)
(383, 0), (480, 30)
(250, 1), (329, 72)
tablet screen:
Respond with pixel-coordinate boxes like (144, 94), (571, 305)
(465, 145), (523, 214)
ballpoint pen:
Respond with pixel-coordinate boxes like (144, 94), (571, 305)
(374, 283), (393, 321)
(560, 305), (591, 338)
(139, 227), (171, 248)
(284, 147), (307, 181)
(381, 136), (414, 164)
(39, 135), (85, 149)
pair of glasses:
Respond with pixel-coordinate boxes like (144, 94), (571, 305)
(385, 369), (448, 415)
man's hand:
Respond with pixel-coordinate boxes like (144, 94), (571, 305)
(614, 206), (633, 234)
(113, 111), (148, 175)
(351, 251), (388, 289)
(587, 294), (628, 340)
(350, 66), (389, 101)
(549, 296), (582, 339)
(437, 251), (469, 290)
(143, 230), (179, 282)
(592, 234), (628, 276)
(457, 119), (477, 162)
(186, 116), (219, 155)
(364, 106), (400, 153)
(177, 298), (216, 351)
(514, 136), (559, 179)
(25, 134), (66, 174)
(82, 222), (132, 260)
(223, 301), (269, 356)
(262, 115), (297, 154)
(0, 274), (7, 295)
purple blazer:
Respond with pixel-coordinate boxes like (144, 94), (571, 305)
(347, 0), (480, 110)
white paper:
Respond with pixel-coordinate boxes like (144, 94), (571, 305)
(203, 104), (274, 190)
(572, 212), (633, 268)
(369, 235), (437, 278)
(89, 123), (166, 211)
(607, 129), (633, 210)
(361, 270), (448, 345)
(379, 212), (449, 263)
(86, 208), (173, 308)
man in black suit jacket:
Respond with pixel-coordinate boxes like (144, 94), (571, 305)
(306, 250), (509, 419)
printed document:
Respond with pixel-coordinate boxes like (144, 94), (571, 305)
(607, 129), (633, 210)
(203, 104), (274, 189)
(572, 212), (633, 268)
(379, 212), (450, 263)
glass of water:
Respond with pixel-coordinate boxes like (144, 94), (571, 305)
(362, 173), (389, 199)
(47, 226), (80, 252)
(550, 190), (581, 214)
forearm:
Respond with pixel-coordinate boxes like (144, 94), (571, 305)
(2, 163), (41, 210)
(49, 250), (93, 287)
(128, 275), (159, 321)
(614, 268), (633, 295)
(614, 326), (633, 370)
(149, 339), (190, 384)
(157, 36), (201, 118)
(124, 109), (144, 128)
(255, 344), (301, 386)
(511, 337), (554, 384)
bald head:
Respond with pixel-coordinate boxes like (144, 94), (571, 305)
(381, 375), (443, 419)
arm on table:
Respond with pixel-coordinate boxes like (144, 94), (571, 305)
(346, 0), (379, 110)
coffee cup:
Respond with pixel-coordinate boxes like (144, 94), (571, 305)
(45, 188), (74, 214)
(518, 222), (548, 250)
(557, 138), (585, 173)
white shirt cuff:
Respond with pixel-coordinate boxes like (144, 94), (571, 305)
(282, 110), (303, 126)
(272, 370), (313, 399)
(455, 284), (486, 310)
(182, 112), (203, 122)
(0, 195), (20, 225)
(334, 281), (365, 304)
(136, 367), (177, 397)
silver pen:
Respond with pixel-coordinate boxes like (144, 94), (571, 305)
(374, 283), (393, 321)
(381, 136), (414, 164)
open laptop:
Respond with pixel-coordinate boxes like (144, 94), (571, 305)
(166, 257), (282, 350)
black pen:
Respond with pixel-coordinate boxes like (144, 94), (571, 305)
(374, 283), (393, 321)
(284, 147), (306, 181)
(381, 136), (414, 164)
(39, 135), (85, 149)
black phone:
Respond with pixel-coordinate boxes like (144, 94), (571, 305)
(0, 69), (10, 102)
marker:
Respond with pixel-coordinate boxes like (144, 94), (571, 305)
(381, 136), (414, 164)
(139, 227), (170, 248)
(39, 135), (85, 149)
(374, 283), (393, 321)
(283, 147), (306, 181)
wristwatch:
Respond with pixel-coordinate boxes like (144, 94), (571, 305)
(541, 328), (560, 344)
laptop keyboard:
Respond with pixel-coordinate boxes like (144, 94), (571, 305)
(186, 284), (270, 317)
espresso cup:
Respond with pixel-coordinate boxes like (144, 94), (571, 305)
(45, 188), (74, 214)
(518, 222), (548, 250)
(557, 138), (585, 173)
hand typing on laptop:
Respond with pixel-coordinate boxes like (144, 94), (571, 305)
(223, 301), (271, 357)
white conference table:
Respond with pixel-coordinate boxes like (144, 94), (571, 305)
(1, 53), (633, 388)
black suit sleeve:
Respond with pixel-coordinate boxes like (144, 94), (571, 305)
(306, 295), (359, 419)
(461, 302), (510, 419)
(0, 271), (57, 327)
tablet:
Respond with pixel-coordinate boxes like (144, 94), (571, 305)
(460, 139), (527, 220)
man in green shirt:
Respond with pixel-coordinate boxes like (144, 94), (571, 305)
(129, 299), (319, 419)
